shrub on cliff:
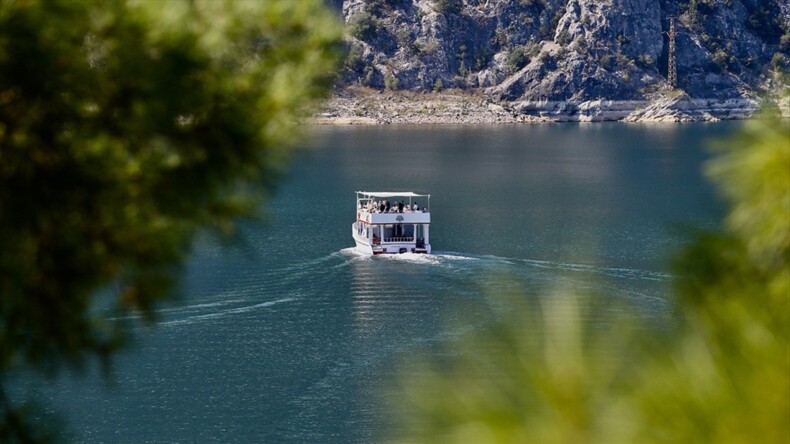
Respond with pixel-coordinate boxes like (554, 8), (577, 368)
(505, 46), (531, 74)
(349, 11), (379, 41)
(433, 0), (461, 15)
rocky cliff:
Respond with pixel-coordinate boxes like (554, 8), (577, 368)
(326, 0), (789, 122)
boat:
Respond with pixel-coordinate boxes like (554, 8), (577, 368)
(352, 191), (431, 255)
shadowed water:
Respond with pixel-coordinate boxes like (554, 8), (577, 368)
(23, 123), (736, 442)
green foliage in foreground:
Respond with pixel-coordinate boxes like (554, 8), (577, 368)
(0, 0), (341, 440)
(393, 114), (790, 443)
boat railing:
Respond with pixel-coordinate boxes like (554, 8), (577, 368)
(360, 208), (429, 214)
(384, 236), (414, 243)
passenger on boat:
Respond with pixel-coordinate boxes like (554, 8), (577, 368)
(412, 202), (418, 211)
(385, 200), (391, 212)
(379, 201), (386, 213)
(397, 201), (404, 213)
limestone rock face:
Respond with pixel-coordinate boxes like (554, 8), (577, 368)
(338, 0), (789, 102)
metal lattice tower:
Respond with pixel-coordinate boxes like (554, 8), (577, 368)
(667, 16), (677, 90)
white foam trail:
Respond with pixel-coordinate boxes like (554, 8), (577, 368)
(431, 251), (479, 261)
(159, 297), (296, 327)
(431, 250), (672, 281)
(333, 249), (479, 267)
(335, 247), (365, 257)
(333, 247), (670, 281)
(107, 298), (247, 321)
(155, 298), (247, 314)
(518, 258), (671, 281)
(378, 252), (443, 265)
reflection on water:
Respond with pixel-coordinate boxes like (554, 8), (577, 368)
(28, 123), (737, 442)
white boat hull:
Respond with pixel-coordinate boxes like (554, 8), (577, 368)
(352, 225), (430, 255)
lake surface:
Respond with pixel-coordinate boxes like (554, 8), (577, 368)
(32, 123), (736, 442)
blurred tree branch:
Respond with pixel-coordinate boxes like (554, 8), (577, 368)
(0, 0), (341, 440)
(393, 111), (790, 443)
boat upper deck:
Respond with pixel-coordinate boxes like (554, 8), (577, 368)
(355, 191), (431, 225)
(357, 208), (430, 224)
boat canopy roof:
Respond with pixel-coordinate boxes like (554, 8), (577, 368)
(356, 191), (429, 198)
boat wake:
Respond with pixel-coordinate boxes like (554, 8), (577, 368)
(158, 298), (295, 327)
(112, 247), (671, 330)
(334, 248), (670, 282)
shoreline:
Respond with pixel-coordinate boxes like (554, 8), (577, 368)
(311, 89), (789, 125)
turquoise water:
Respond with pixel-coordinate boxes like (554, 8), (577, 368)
(37, 123), (735, 442)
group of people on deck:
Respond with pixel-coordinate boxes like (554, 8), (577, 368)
(361, 199), (423, 213)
